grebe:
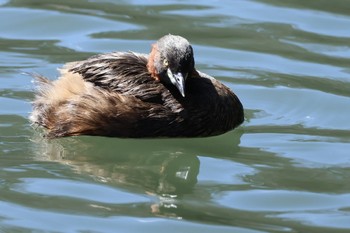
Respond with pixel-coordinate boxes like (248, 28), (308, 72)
(30, 35), (244, 138)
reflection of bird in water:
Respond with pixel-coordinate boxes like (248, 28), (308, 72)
(30, 34), (244, 138)
(32, 136), (200, 197)
(30, 131), (244, 218)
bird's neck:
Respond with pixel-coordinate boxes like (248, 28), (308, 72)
(147, 44), (160, 81)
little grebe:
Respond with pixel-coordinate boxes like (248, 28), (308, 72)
(30, 35), (244, 138)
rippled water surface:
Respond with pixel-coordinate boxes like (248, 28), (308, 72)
(1, 0), (350, 232)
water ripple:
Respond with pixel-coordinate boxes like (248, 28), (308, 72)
(1, 0), (350, 232)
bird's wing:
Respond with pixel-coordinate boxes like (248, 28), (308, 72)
(60, 52), (164, 103)
(60, 52), (150, 90)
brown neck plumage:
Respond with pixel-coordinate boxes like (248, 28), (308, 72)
(147, 44), (160, 81)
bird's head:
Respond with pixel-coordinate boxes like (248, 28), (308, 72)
(147, 34), (195, 97)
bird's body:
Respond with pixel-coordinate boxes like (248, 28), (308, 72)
(30, 35), (244, 138)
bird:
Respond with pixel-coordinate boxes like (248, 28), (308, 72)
(30, 34), (244, 138)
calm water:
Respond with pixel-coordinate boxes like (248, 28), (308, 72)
(1, 0), (350, 232)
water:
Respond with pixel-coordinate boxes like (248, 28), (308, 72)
(1, 0), (350, 232)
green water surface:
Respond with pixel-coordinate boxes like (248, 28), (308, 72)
(1, 0), (350, 232)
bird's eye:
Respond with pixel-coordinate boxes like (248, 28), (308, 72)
(163, 59), (169, 67)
